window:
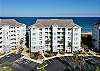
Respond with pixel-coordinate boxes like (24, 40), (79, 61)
(49, 28), (52, 30)
(40, 46), (42, 48)
(75, 28), (78, 31)
(54, 32), (56, 35)
(74, 33), (78, 36)
(68, 28), (71, 31)
(10, 26), (13, 28)
(33, 47), (35, 48)
(14, 30), (15, 32)
(58, 28), (60, 30)
(0, 28), (2, 30)
(74, 38), (78, 41)
(62, 28), (65, 31)
(39, 41), (42, 44)
(0, 46), (2, 48)
(68, 37), (71, 40)
(11, 31), (13, 32)
(39, 37), (42, 40)
(57, 36), (60, 39)
(45, 32), (48, 35)
(39, 28), (42, 30)
(57, 32), (60, 35)
(32, 42), (36, 45)
(39, 32), (42, 36)
(0, 41), (2, 43)
(0, 32), (2, 34)
(17, 27), (19, 28)
(33, 33), (36, 35)
(75, 47), (77, 48)
(62, 32), (64, 34)
(58, 45), (60, 47)
(74, 42), (78, 45)
(54, 37), (56, 40)
(45, 28), (48, 30)
(45, 36), (48, 38)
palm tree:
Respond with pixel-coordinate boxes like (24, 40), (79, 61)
(78, 56), (85, 71)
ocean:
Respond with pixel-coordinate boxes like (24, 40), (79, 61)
(0, 17), (100, 32)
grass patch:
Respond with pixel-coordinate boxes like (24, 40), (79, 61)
(44, 51), (57, 57)
(30, 52), (39, 60)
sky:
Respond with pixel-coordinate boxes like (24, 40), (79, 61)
(0, 0), (100, 17)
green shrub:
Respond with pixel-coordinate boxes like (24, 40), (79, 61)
(59, 51), (65, 55)
(30, 52), (38, 60)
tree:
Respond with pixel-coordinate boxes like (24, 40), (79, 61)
(38, 62), (47, 71)
(78, 56), (85, 71)
(0, 66), (13, 71)
(96, 66), (100, 71)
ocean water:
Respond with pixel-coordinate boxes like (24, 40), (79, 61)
(0, 17), (100, 32)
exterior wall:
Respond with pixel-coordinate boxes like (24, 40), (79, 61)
(52, 25), (58, 52)
(0, 24), (26, 53)
(30, 24), (81, 53)
(65, 27), (72, 52)
(72, 26), (81, 52)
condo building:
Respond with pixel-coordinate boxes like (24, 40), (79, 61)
(0, 19), (26, 53)
(92, 22), (100, 51)
(29, 19), (81, 52)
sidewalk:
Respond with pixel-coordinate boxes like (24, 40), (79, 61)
(0, 50), (16, 58)
(22, 56), (43, 64)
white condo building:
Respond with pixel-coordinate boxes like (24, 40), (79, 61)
(92, 22), (100, 51)
(0, 19), (26, 53)
(29, 19), (81, 52)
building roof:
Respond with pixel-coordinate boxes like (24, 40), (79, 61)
(32, 19), (80, 28)
(0, 19), (22, 26)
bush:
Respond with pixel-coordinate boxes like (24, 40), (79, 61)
(30, 52), (39, 60)
(0, 66), (14, 71)
(59, 51), (65, 55)
(44, 51), (57, 57)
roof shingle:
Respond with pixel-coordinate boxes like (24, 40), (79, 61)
(0, 19), (22, 26)
(32, 19), (80, 28)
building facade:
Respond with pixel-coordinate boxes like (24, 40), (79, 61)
(0, 19), (26, 53)
(92, 22), (100, 51)
(29, 19), (81, 52)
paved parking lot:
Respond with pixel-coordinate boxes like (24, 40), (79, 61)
(0, 53), (21, 65)
(44, 58), (69, 71)
(0, 53), (100, 71)
(11, 59), (38, 71)
(43, 56), (100, 71)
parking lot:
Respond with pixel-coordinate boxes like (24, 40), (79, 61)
(11, 59), (38, 71)
(43, 56), (100, 71)
(0, 53), (100, 71)
(0, 53), (21, 65)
